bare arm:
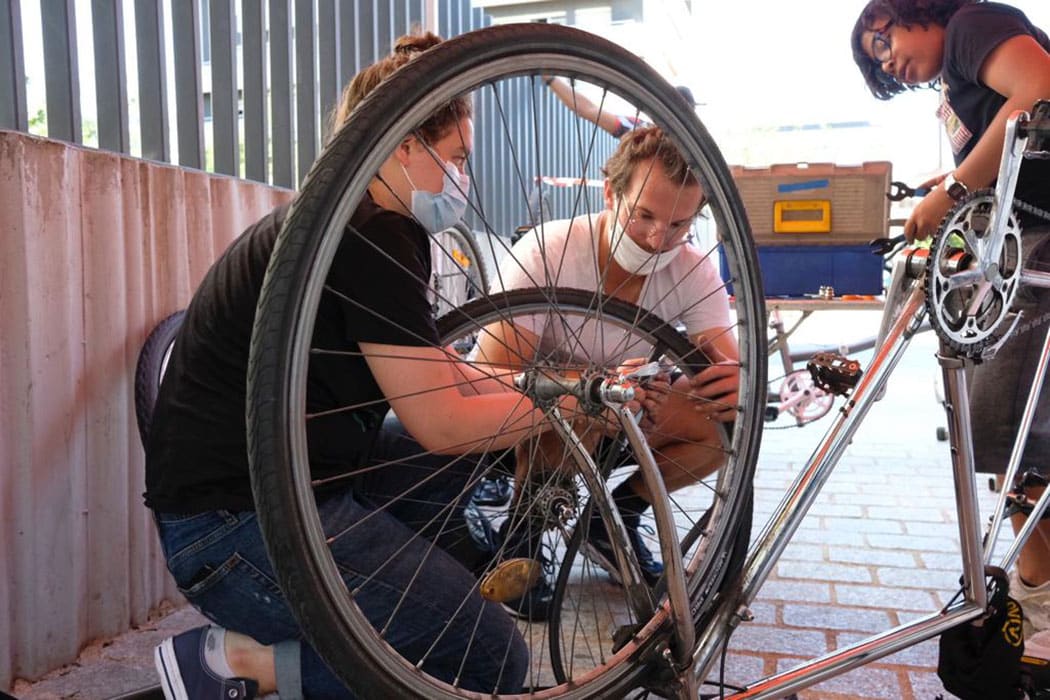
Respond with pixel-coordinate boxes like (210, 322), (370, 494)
(685, 328), (740, 422)
(472, 318), (541, 371)
(364, 327), (642, 453)
(545, 77), (626, 138)
(362, 341), (541, 454)
(445, 345), (514, 395)
(905, 35), (1050, 242)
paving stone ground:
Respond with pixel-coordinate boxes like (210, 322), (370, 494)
(714, 312), (985, 700)
(13, 311), (995, 699)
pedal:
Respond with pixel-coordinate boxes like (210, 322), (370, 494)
(479, 558), (542, 603)
(1004, 470), (1050, 520)
(1025, 99), (1050, 154)
(806, 352), (862, 397)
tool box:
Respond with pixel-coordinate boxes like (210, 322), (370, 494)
(725, 161), (891, 296)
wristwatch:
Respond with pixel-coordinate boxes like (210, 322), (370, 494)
(943, 172), (970, 202)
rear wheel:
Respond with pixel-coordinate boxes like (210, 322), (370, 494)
(430, 222), (491, 319)
(436, 289), (754, 687)
(247, 22), (765, 698)
(134, 310), (185, 448)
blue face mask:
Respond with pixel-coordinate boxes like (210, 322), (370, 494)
(402, 160), (470, 233)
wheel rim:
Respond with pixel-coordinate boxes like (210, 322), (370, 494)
(438, 290), (737, 685)
(248, 23), (764, 698)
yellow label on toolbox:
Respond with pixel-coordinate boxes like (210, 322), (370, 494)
(773, 199), (831, 233)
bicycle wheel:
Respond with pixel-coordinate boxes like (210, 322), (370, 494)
(134, 310), (185, 448)
(436, 289), (753, 685)
(431, 222), (492, 319)
(248, 22), (765, 698)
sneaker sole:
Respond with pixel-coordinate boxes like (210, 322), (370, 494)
(480, 558), (543, 602)
(154, 639), (189, 700)
(501, 601), (550, 622)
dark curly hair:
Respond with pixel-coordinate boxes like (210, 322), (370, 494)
(851, 0), (977, 100)
(326, 32), (473, 144)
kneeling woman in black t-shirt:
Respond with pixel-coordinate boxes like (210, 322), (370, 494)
(144, 33), (583, 700)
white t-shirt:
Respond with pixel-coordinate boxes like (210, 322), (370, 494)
(491, 214), (731, 365)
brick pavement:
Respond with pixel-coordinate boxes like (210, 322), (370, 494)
(14, 320), (990, 700)
(714, 326), (987, 699)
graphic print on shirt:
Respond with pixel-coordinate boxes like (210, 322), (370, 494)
(937, 89), (974, 156)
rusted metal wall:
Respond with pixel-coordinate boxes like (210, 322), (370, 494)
(0, 130), (292, 688)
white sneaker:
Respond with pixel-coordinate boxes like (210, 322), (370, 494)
(1010, 568), (1050, 637)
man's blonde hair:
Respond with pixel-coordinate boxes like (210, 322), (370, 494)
(602, 126), (700, 198)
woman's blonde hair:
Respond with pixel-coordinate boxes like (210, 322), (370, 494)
(327, 32), (473, 145)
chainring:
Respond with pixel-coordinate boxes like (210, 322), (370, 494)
(778, 369), (833, 423)
(924, 189), (1022, 358)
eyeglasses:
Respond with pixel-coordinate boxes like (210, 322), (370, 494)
(870, 21), (894, 64)
(618, 207), (694, 246)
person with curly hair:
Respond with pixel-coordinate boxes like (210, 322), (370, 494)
(852, 0), (1050, 648)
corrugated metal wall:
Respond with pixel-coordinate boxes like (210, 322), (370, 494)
(0, 0), (617, 688)
(0, 130), (292, 688)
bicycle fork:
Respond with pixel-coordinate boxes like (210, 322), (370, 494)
(516, 370), (700, 698)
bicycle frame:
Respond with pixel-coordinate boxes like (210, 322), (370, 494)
(686, 108), (1050, 698)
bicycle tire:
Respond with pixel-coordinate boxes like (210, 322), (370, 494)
(133, 310), (185, 449)
(431, 222), (491, 318)
(436, 288), (754, 685)
(247, 22), (765, 698)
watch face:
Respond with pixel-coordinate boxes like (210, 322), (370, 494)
(947, 181), (967, 201)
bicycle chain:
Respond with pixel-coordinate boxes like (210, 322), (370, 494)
(1015, 197), (1050, 223)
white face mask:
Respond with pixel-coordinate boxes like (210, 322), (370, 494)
(607, 210), (682, 276)
(402, 159), (470, 233)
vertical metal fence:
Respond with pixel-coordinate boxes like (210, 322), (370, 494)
(0, 0), (611, 237)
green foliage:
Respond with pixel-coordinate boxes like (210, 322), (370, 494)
(28, 108), (46, 136)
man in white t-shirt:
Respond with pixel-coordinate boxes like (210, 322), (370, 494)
(475, 127), (739, 612)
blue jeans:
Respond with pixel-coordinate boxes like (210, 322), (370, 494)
(152, 422), (527, 698)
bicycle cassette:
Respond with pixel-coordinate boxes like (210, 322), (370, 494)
(925, 190), (1022, 358)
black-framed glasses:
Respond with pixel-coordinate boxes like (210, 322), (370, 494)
(870, 21), (894, 64)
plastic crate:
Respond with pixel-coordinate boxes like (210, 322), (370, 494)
(721, 244), (884, 298)
(730, 161), (892, 247)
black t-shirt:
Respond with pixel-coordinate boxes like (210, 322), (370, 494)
(144, 197), (439, 513)
(942, 2), (1050, 221)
